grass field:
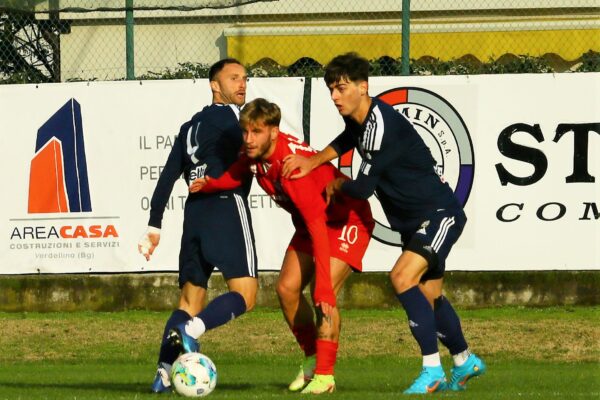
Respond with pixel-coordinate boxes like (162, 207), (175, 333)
(0, 307), (598, 399)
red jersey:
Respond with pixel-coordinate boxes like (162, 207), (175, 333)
(201, 132), (373, 307)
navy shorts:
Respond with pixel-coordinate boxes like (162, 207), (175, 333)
(401, 208), (466, 282)
(178, 192), (257, 289)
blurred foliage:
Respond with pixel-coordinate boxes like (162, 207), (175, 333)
(0, 0), (45, 11)
(129, 52), (598, 82)
(2, 51), (598, 84)
(575, 51), (600, 73)
(137, 62), (211, 80)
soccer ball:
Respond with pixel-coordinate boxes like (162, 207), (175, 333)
(171, 352), (217, 397)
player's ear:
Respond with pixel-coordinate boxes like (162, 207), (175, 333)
(210, 80), (220, 93)
(359, 81), (368, 96)
(270, 126), (279, 140)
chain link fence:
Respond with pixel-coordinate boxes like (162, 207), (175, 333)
(1, 0), (599, 83)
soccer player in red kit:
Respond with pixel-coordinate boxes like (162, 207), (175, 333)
(188, 98), (374, 394)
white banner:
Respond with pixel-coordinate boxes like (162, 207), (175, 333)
(2, 74), (598, 274)
(310, 73), (600, 271)
(1, 78), (305, 274)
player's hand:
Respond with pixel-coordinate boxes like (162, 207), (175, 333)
(138, 226), (160, 261)
(189, 177), (210, 193)
(314, 287), (336, 320)
(319, 302), (334, 324)
(282, 154), (313, 179)
(325, 177), (345, 205)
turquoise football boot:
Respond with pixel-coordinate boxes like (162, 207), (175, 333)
(449, 353), (486, 391)
(403, 366), (448, 394)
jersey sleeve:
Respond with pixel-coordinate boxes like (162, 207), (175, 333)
(341, 139), (396, 200)
(282, 177), (336, 307)
(329, 127), (357, 156)
(202, 156), (252, 193)
(148, 134), (185, 229)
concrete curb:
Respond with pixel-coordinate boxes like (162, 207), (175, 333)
(0, 271), (597, 312)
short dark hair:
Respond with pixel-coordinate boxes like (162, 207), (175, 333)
(239, 98), (281, 129)
(209, 58), (243, 81)
(324, 52), (369, 86)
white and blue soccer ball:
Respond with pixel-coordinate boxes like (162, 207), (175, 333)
(171, 352), (217, 397)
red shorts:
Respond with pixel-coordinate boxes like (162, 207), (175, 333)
(288, 219), (373, 272)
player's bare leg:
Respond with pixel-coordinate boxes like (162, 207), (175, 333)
(277, 250), (315, 327)
(390, 251), (448, 394)
(277, 249), (318, 391)
(178, 282), (208, 316)
(301, 257), (352, 394)
(314, 257), (352, 342)
(226, 276), (258, 312)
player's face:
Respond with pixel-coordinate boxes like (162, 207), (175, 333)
(243, 120), (278, 160)
(328, 78), (368, 119)
(212, 63), (248, 106)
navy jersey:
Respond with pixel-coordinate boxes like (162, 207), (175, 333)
(148, 103), (246, 228)
(330, 97), (461, 231)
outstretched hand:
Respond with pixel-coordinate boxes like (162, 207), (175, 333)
(189, 177), (210, 193)
(282, 154), (312, 179)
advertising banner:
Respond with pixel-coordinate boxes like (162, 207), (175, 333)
(1, 78), (305, 274)
(2, 73), (598, 274)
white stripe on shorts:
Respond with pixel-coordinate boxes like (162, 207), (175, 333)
(431, 216), (455, 253)
(234, 193), (255, 277)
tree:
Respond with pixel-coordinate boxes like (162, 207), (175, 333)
(0, 0), (62, 83)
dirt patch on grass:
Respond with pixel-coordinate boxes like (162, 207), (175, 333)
(0, 311), (597, 363)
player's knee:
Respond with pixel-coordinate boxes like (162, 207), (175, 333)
(276, 279), (301, 303)
(389, 268), (419, 293)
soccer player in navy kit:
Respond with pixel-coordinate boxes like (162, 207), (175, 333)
(283, 53), (486, 394)
(138, 59), (258, 393)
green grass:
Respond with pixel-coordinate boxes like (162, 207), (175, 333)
(0, 357), (597, 399)
(0, 307), (598, 399)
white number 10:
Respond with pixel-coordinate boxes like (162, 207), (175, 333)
(338, 224), (358, 244)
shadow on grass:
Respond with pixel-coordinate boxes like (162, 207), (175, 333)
(0, 381), (255, 393)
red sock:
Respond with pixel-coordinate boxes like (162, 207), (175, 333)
(291, 324), (317, 357)
(315, 339), (338, 375)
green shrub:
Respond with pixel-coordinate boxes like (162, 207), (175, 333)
(2, 51), (598, 84)
(575, 51), (600, 72)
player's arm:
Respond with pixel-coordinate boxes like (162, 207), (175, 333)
(189, 156), (252, 193)
(283, 177), (336, 313)
(282, 128), (357, 179)
(140, 134), (185, 260)
(281, 145), (339, 179)
(327, 143), (395, 202)
(304, 217), (336, 318)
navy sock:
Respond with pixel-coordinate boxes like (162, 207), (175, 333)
(196, 291), (247, 331)
(158, 309), (191, 365)
(397, 286), (438, 356)
(434, 295), (468, 355)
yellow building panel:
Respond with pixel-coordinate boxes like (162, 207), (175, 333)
(227, 29), (599, 66)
